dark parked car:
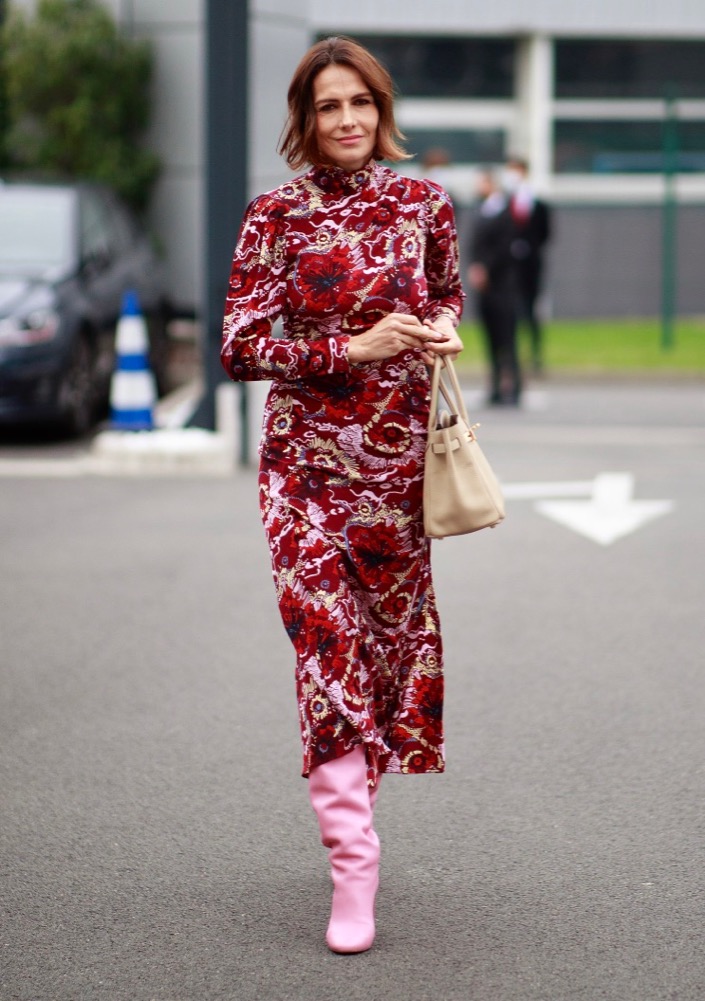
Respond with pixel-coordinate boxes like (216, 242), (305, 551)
(0, 180), (173, 434)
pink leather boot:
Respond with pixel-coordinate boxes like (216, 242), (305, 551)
(308, 745), (380, 954)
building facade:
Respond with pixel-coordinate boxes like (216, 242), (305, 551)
(10, 0), (705, 317)
(310, 0), (705, 318)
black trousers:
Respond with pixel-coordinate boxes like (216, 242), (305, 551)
(516, 259), (544, 368)
(477, 288), (521, 403)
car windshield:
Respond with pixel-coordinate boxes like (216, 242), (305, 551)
(0, 187), (75, 277)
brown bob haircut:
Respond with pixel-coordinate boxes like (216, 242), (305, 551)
(278, 36), (409, 170)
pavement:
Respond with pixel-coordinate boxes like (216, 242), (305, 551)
(1, 375), (704, 1001)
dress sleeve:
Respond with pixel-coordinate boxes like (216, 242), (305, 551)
(422, 182), (465, 326)
(221, 194), (351, 382)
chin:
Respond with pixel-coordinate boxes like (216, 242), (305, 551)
(325, 145), (373, 172)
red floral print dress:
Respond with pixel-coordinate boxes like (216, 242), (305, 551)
(222, 160), (464, 783)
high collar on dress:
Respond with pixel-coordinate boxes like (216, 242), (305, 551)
(308, 160), (378, 198)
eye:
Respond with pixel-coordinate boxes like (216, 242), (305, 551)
(354, 97), (373, 106)
(317, 103), (336, 113)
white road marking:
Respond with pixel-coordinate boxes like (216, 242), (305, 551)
(534, 472), (674, 546)
(0, 460), (679, 546)
(501, 480), (594, 500)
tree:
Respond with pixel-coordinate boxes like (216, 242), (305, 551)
(1, 0), (159, 210)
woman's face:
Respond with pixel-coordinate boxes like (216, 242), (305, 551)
(312, 63), (379, 171)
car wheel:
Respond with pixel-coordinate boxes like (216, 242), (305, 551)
(57, 331), (96, 437)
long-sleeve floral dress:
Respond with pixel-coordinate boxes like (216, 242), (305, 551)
(222, 160), (464, 784)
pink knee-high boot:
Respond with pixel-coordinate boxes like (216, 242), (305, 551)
(308, 745), (380, 954)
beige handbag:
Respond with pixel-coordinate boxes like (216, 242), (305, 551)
(423, 356), (505, 539)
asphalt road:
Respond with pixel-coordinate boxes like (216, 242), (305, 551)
(1, 379), (704, 1001)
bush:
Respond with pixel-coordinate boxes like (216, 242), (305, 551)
(1, 0), (159, 211)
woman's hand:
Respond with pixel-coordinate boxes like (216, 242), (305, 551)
(419, 315), (463, 366)
(345, 312), (442, 364)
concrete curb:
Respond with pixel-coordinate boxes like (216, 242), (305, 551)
(86, 376), (242, 476)
(89, 427), (235, 476)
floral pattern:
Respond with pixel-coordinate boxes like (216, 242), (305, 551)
(222, 160), (464, 782)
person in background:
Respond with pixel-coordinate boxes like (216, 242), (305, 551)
(421, 146), (457, 210)
(421, 146), (453, 182)
(467, 169), (521, 406)
(221, 36), (464, 955)
(503, 156), (552, 374)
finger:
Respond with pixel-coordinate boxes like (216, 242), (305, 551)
(423, 340), (456, 357)
(411, 330), (445, 345)
(419, 324), (451, 340)
(421, 320), (452, 337)
(391, 311), (424, 324)
(391, 315), (428, 334)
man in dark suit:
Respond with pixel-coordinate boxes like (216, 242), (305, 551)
(467, 170), (521, 406)
(504, 156), (552, 374)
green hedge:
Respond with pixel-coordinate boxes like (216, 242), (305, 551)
(458, 318), (705, 374)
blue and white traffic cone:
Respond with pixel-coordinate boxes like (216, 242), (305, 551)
(110, 290), (157, 431)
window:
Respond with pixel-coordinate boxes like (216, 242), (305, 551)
(555, 40), (705, 99)
(402, 127), (505, 165)
(554, 120), (705, 173)
(101, 194), (138, 254)
(80, 192), (114, 263)
(327, 35), (516, 98)
(0, 187), (74, 275)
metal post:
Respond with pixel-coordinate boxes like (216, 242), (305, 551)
(661, 90), (678, 352)
(190, 0), (249, 455)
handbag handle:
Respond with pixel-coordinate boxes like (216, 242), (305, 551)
(427, 355), (471, 435)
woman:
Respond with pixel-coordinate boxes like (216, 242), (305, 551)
(221, 36), (464, 954)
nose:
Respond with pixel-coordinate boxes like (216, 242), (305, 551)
(339, 102), (355, 129)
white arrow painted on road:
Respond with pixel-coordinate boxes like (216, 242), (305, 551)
(525, 472), (674, 546)
(502, 480), (595, 500)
